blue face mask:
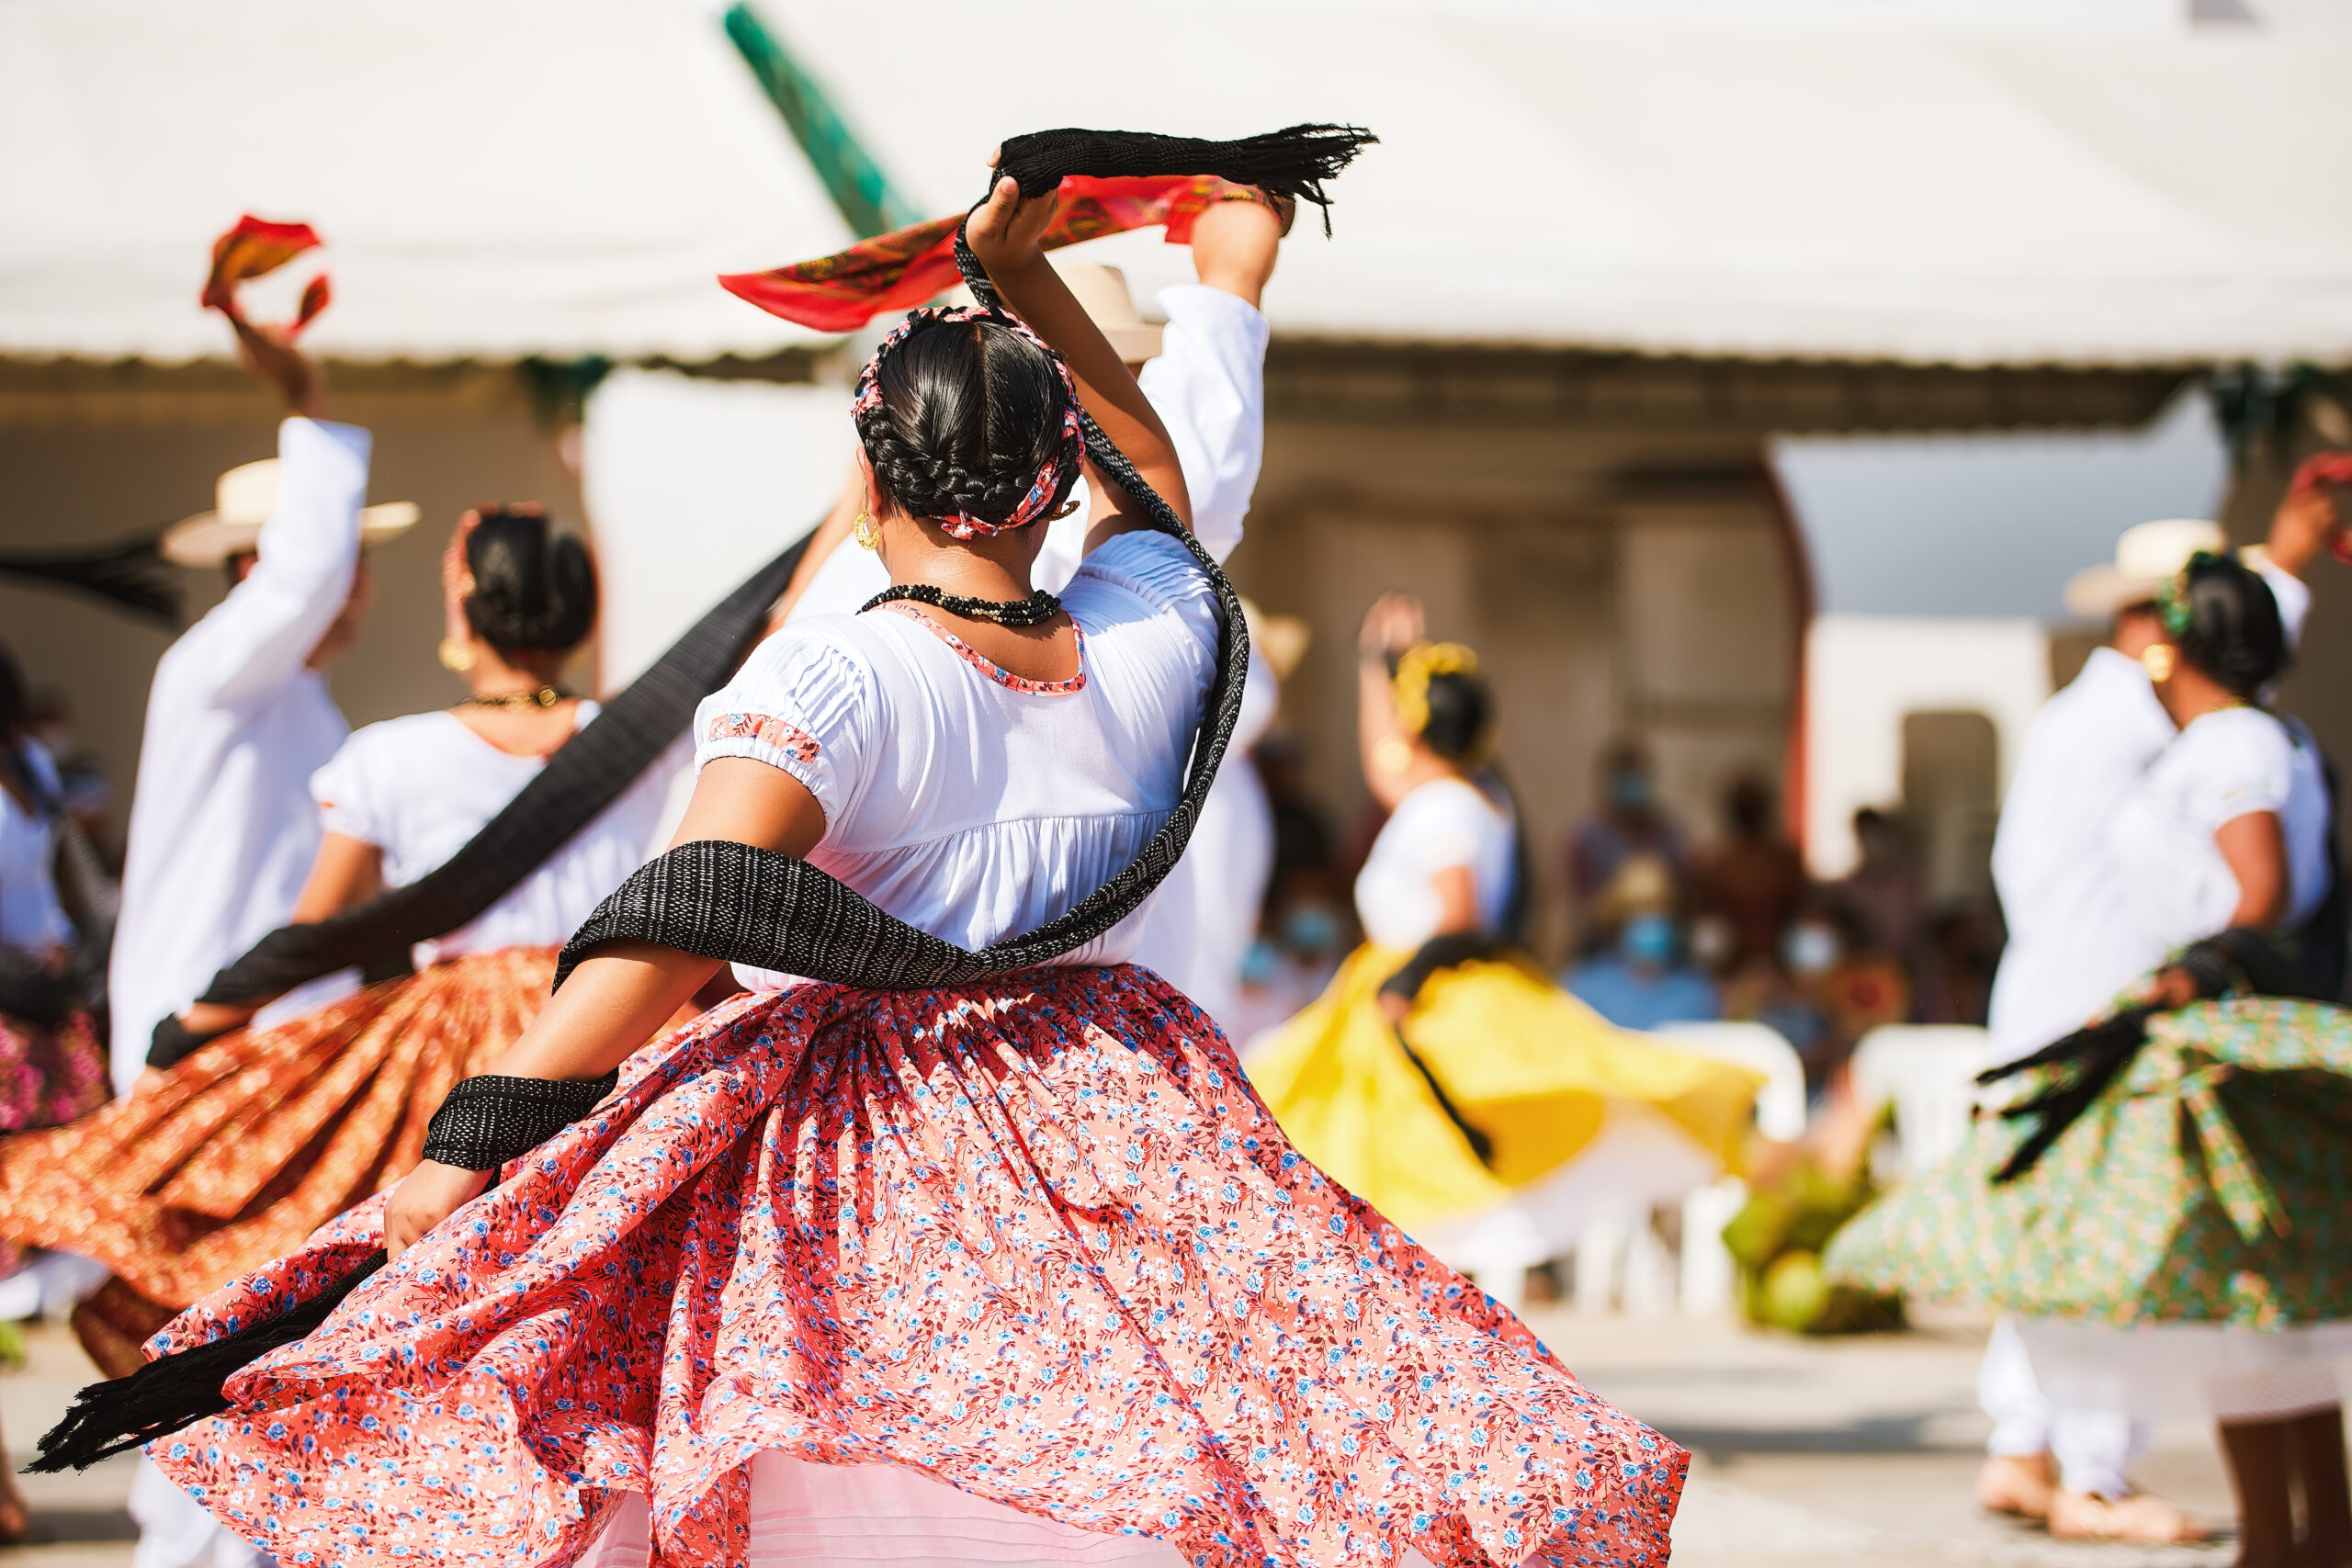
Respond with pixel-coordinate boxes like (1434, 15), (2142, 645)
(1281, 904), (1341, 958)
(1607, 769), (1653, 812)
(1620, 912), (1677, 967)
(1782, 922), (1841, 978)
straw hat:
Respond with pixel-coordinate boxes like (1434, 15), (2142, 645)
(162, 458), (420, 568)
(1239, 597), (1312, 682)
(2062, 518), (2229, 620)
(944, 259), (1162, 364)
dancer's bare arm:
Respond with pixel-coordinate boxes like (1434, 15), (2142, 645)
(384, 758), (822, 1254)
(965, 170), (1192, 544)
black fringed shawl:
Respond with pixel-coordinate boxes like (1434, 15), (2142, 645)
(0, 533), (182, 626)
(994, 125), (1375, 232)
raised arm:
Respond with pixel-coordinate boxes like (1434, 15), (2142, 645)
(1137, 197), (1282, 566)
(175, 323), (370, 707)
(1357, 592), (1422, 810)
(963, 173), (1193, 545)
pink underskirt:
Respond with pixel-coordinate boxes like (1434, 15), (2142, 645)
(579, 1453), (1449, 1568)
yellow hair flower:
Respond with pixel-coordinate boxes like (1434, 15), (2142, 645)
(1392, 640), (1481, 739)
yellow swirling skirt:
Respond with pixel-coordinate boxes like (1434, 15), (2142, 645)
(1246, 945), (1763, 1235)
(0, 946), (617, 1372)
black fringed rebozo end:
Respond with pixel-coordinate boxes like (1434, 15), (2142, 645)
(27, 1250), (387, 1473)
(994, 125), (1379, 234)
(0, 533), (182, 627)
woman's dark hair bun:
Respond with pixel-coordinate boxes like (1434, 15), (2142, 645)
(2174, 553), (2286, 699)
(462, 505), (597, 653)
(1421, 671), (1494, 763)
(856, 317), (1080, 530)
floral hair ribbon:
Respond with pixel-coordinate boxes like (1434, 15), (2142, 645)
(2154, 549), (2227, 637)
(201, 214), (331, 337)
(852, 304), (1082, 540)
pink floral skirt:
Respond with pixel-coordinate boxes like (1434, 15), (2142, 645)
(147, 966), (1685, 1568)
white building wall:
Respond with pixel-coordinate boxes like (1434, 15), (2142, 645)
(1804, 614), (2051, 878)
(581, 367), (854, 686)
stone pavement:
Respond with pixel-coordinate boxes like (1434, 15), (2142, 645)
(1541, 1306), (2235, 1568)
(0, 1311), (2242, 1565)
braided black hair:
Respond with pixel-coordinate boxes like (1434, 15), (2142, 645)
(463, 506), (597, 654)
(855, 317), (1084, 532)
(2173, 553), (2286, 699)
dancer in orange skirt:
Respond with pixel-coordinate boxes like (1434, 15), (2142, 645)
(0, 506), (682, 1372)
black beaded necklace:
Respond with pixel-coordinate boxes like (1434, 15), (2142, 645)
(861, 582), (1063, 627)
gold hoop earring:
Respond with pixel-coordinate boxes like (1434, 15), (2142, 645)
(2142, 643), (2177, 683)
(438, 636), (477, 674)
(852, 511), (882, 551)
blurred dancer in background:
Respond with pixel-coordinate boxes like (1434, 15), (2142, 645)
(0, 506), (683, 1568)
(1970, 492), (2335, 1543)
(0, 643), (107, 1132)
(0, 644), (112, 1544)
(1249, 592), (1760, 1302)
(1834, 551), (2349, 1565)
(107, 315), (415, 1098)
(0, 505), (679, 1354)
(75, 310), (412, 1568)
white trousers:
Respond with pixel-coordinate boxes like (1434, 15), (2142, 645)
(1980, 1317), (2150, 1498)
(129, 1456), (271, 1568)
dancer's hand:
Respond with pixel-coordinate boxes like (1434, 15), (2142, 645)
(1358, 592), (1424, 662)
(385, 1159), (491, 1257)
(967, 164), (1057, 279)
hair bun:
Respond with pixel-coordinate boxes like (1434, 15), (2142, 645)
(2174, 554), (2286, 699)
(462, 506), (597, 653)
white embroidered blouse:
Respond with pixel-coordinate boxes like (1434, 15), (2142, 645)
(311, 704), (674, 965)
(695, 531), (1217, 986)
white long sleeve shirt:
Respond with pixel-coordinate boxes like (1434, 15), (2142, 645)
(107, 418), (369, 1090)
(1984, 561), (2314, 1064)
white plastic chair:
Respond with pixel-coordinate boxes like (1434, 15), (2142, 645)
(1849, 1023), (1994, 1175)
(1645, 1021), (1809, 1315)
(1647, 1021), (1807, 1141)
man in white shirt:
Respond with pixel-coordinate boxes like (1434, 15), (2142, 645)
(777, 196), (1285, 1032)
(106, 315), (415, 1568)
(110, 321), (413, 1097)
(1975, 495), (2332, 1542)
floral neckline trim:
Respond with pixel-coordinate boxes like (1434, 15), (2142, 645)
(879, 604), (1088, 696)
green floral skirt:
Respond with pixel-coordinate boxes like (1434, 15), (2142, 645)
(1825, 997), (2352, 1329)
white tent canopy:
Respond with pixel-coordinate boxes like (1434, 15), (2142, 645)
(0, 0), (849, 363)
(728, 2), (2352, 367)
(1, 0), (2343, 367)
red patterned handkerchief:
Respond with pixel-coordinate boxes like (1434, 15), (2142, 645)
(201, 215), (331, 336)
